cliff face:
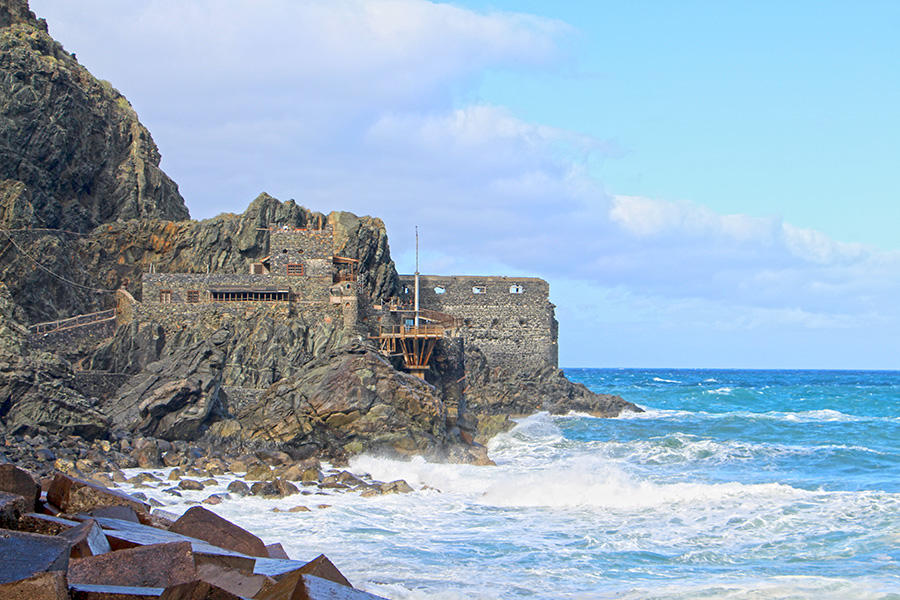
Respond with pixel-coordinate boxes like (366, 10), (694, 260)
(0, 0), (638, 461)
(0, 0), (190, 323)
(0, 0), (188, 233)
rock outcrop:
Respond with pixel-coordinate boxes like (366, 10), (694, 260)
(0, 0), (190, 323)
(0, 0), (188, 233)
(102, 331), (229, 441)
(0, 281), (108, 439)
(210, 341), (478, 464)
(464, 346), (641, 417)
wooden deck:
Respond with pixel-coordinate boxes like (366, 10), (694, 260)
(373, 324), (448, 378)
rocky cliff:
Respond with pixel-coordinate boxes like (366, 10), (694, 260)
(0, 0), (639, 465)
(0, 0), (187, 233)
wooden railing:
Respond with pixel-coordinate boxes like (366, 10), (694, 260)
(377, 324), (446, 338)
(28, 309), (116, 335)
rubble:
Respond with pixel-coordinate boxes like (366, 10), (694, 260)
(0, 463), (389, 599)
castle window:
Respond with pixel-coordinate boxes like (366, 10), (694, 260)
(472, 286), (485, 294)
(434, 286), (445, 294)
(159, 290), (172, 303)
(186, 290), (200, 303)
(403, 286), (410, 294)
(251, 263), (265, 275)
(286, 264), (304, 276)
(510, 284), (524, 294)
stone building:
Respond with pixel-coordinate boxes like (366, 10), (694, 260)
(395, 275), (558, 373)
(137, 225), (360, 331)
(135, 225), (558, 379)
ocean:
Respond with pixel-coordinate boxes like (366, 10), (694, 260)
(121, 369), (900, 599)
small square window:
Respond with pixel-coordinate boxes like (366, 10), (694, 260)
(472, 286), (485, 294)
(160, 290), (172, 303)
(434, 286), (446, 294)
(510, 284), (524, 294)
(286, 263), (304, 275)
(186, 290), (200, 303)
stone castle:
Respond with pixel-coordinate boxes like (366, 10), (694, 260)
(137, 223), (558, 381)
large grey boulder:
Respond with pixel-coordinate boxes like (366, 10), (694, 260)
(210, 341), (459, 462)
(103, 330), (228, 441)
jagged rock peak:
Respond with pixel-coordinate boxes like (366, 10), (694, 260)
(0, 0), (189, 233)
(0, 0), (39, 29)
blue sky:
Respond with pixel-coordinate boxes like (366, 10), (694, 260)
(28, 0), (900, 369)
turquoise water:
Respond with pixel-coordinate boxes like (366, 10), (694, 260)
(123, 369), (900, 599)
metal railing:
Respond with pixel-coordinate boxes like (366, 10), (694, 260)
(28, 309), (116, 335)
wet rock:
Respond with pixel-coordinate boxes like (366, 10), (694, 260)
(47, 472), (149, 515)
(178, 479), (204, 491)
(272, 479), (298, 497)
(244, 463), (274, 481)
(250, 481), (281, 498)
(225, 480), (250, 497)
(379, 480), (414, 494)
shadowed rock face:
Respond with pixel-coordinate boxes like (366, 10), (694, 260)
(210, 341), (456, 463)
(102, 331), (229, 442)
(0, 281), (108, 439)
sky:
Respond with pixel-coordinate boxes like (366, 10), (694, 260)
(27, 0), (900, 369)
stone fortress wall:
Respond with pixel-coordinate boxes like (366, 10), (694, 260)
(137, 225), (352, 333)
(133, 224), (559, 378)
(396, 275), (558, 372)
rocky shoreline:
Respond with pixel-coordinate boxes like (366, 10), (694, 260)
(2, 430), (431, 503)
(1, 461), (392, 598)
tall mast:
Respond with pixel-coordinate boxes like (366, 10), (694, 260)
(414, 226), (420, 327)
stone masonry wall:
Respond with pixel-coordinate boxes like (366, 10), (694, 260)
(134, 297), (345, 333)
(141, 273), (334, 303)
(269, 225), (334, 275)
(396, 275), (558, 372)
(27, 317), (117, 353)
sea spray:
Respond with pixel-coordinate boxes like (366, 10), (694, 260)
(113, 369), (900, 599)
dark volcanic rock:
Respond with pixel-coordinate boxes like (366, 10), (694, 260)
(0, 0), (188, 234)
(0, 282), (108, 439)
(0, 0), (189, 323)
(465, 347), (642, 418)
(211, 341), (455, 462)
(102, 331), (228, 441)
